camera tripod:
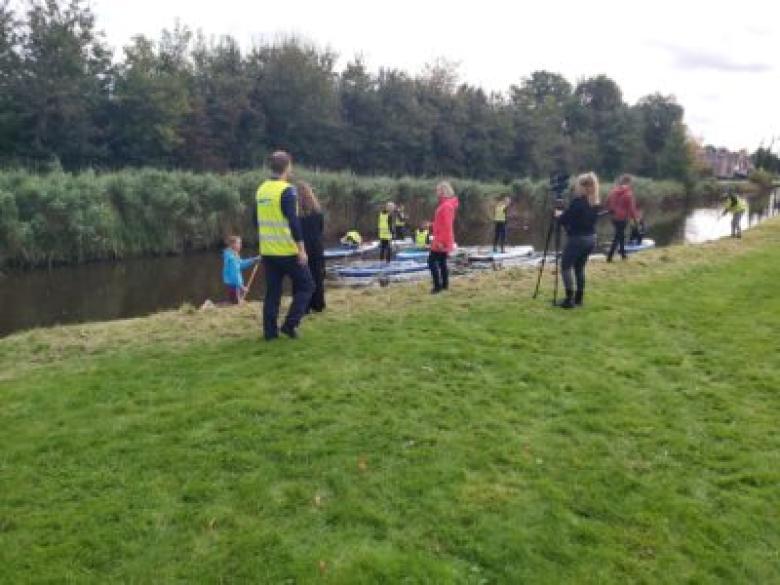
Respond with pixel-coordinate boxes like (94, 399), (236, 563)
(532, 212), (563, 305)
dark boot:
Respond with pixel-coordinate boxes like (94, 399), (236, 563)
(574, 289), (584, 306)
(558, 289), (575, 309)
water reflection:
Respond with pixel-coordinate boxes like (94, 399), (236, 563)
(684, 190), (778, 244)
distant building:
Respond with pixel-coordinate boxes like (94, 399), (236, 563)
(697, 146), (754, 179)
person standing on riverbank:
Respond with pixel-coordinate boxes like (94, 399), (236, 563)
(222, 236), (259, 304)
(605, 175), (639, 262)
(298, 181), (326, 313)
(256, 151), (313, 340)
(378, 202), (396, 262)
(394, 204), (408, 240)
(555, 172), (601, 309)
(722, 192), (747, 238)
(428, 182), (459, 294)
(493, 195), (511, 253)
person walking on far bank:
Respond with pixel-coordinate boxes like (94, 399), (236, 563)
(256, 151), (313, 340)
(298, 181), (326, 313)
(605, 174), (638, 262)
(378, 202), (395, 262)
(428, 182), (459, 294)
(493, 195), (511, 253)
(554, 172), (601, 309)
(722, 192), (747, 238)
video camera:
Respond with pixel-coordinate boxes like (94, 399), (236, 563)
(549, 173), (570, 209)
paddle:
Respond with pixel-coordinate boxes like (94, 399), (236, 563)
(244, 260), (261, 301)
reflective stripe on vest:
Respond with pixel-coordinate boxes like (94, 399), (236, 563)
(256, 180), (298, 256)
(378, 212), (392, 240)
(415, 229), (429, 247)
(494, 203), (508, 222)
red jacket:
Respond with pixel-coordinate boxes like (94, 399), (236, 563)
(606, 186), (639, 222)
(430, 195), (459, 253)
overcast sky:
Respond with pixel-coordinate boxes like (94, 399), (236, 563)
(91, 0), (778, 151)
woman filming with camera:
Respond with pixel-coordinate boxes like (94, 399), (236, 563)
(554, 172), (601, 309)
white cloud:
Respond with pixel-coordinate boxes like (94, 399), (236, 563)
(92, 0), (780, 151)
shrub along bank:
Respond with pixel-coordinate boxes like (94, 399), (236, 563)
(0, 167), (746, 269)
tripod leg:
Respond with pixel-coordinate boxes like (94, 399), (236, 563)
(533, 217), (555, 299)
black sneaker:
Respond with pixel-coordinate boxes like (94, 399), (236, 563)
(280, 325), (298, 339)
(430, 288), (442, 295)
(558, 298), (576, 309)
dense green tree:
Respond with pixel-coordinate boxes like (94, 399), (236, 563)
(0, 0), (701, 182)
(0, 1), (21, 159)
(636, 94), (685, 176)
(247, 39), (340, 168)
(15, 0), (113, 168)
(658, 122), (694, 184)
(110, 28), (192, 167)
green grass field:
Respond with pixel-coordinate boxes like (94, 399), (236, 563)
(1, 221), (779, 584)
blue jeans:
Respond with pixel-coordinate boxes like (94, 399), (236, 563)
(262, 256), (314, 338)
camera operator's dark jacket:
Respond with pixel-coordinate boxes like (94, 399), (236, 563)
(559, 197), (599, 237)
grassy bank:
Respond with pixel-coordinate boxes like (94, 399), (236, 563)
(1, 166), (742, 269)
(1, 219), (779, 583)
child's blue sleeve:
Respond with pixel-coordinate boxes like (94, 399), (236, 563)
(239, 256), (260, 270)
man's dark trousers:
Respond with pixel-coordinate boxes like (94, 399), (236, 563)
(262, 256), (314, 338)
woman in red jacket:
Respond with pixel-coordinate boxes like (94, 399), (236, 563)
(428, 181), (459, 294)
(605, 174), (639, 261)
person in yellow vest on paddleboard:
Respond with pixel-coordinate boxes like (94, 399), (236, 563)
(340, 230), (362, 247)
(414, 222), (431, 247)
(378, 202), (396, 262)
(493, 195), (511, 253)
(722, 192), (747, 239)
(255, 151), (313, 340)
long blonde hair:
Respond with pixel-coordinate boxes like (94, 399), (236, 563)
(296, 181), (321, 216)
(436, 181), (455, 198)
(575, 172), (600, 205)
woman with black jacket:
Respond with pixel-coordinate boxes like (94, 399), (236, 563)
(554, 172), (601, 309)
(297, 182), (326, 313)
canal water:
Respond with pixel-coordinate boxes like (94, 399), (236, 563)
(1, 190), (777, 337)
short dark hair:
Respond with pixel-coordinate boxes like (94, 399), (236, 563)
(269, 151), (292, 175)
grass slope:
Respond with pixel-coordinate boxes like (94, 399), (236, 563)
(1, 221), (779, 583)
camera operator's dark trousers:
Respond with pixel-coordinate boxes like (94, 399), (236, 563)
(379, 239), (392, 262)
(262, 256), (314, 339)
(561, 235), (595, 293)
(607, 220), (627, 261)
(493, 221), (507, 252)
(428, 251), (449, 291)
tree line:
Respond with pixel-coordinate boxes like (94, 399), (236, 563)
(2, 0), (700, 181)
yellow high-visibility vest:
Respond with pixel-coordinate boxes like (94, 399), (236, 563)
(726, 197), (747, 214)
(415, 229), (429, 247)
(344, 230), (362, 245)
(494, 202), (508, 222)
(256, 179), (298, 256)
(378, 211), (392, 240)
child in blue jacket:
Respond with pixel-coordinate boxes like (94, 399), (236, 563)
(223, 235), (260, 304)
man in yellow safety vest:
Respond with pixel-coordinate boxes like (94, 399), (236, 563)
(256, 151), (313, 340)
(378, 202), (395, 262)
(722, 192), (747, 239)
(493, 195), (511, 253)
